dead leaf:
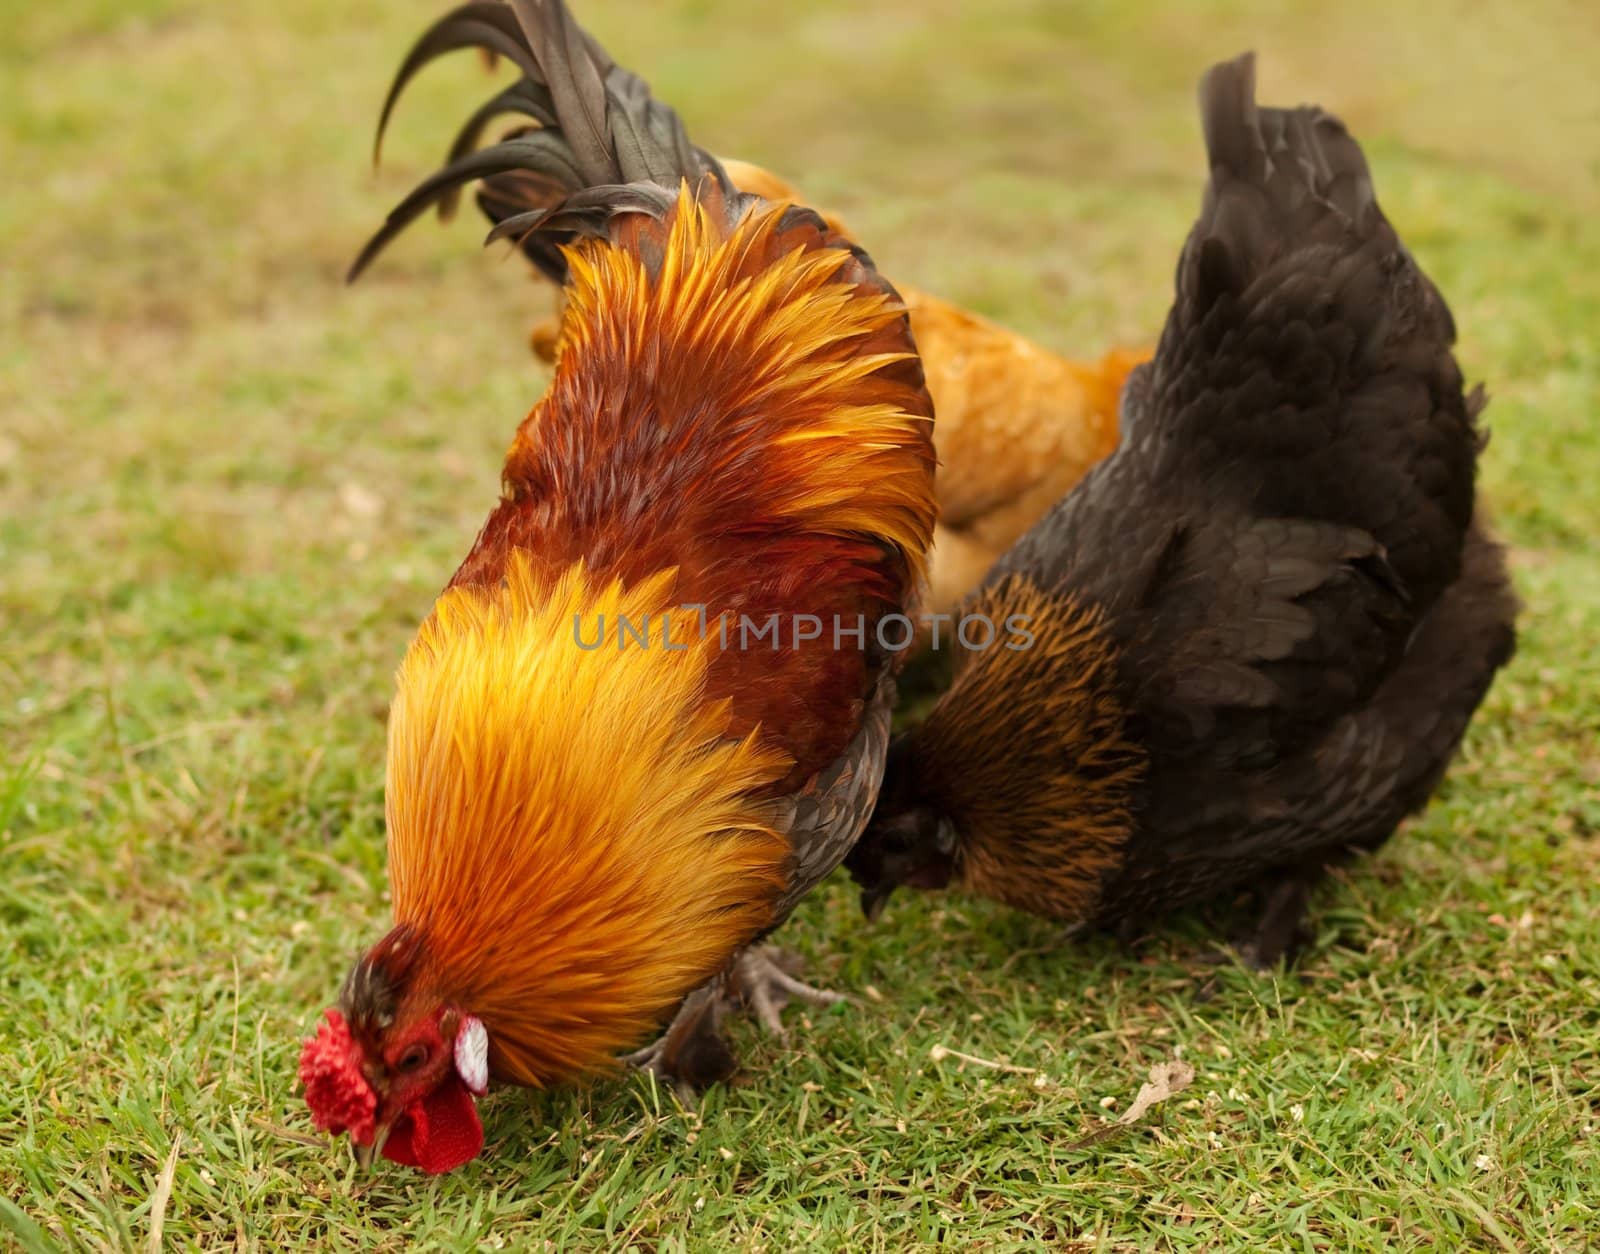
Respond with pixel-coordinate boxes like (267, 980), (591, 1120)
(1117, 1059), (1196, 1125)
(1066, 1056), (1196, 1150)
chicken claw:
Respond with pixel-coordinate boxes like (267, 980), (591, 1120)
(623, 947), (849, 1098)
(623, 984), (734, 1104)
(1235, 873), (1320, 970)
(725, 946), (849, 1041)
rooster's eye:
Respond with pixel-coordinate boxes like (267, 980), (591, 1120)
(396, 1044), (429, 1073)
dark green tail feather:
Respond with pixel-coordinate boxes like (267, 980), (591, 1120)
(349, 0), (732, 285)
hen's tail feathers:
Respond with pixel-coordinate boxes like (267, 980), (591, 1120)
(1182, 52), (1456, 345)
(1137, 52), (1482, 622)
(348, 0), (731, 283)
(1198, 53), (1377, 227)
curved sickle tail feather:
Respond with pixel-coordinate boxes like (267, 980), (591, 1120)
(348, 0), (735, 284)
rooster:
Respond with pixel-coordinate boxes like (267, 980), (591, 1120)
(373, 6), (1148, 617)
(846, 53), (1518, 966)
(299, 0), (935, 1174)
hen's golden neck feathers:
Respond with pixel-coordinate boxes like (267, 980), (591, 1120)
(502, 187), (936, 592)
(906, 577), (1148, 920)
(384, 556), (791, 1085)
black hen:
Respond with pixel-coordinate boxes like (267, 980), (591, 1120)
(846, 52), (1518, 965)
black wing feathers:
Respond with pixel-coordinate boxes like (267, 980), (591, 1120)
(1160, 53), (1474, 594)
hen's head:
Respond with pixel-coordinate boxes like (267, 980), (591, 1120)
(300, 925), (490, 1175)
(847, 578), (1148, 923)
(845, 736), (959, 921)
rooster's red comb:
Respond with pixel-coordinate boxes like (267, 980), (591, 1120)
(299, 1009), (377, 1145)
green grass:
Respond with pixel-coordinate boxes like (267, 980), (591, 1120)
(4, 0), (1599, 1248)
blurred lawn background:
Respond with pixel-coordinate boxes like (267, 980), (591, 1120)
(3, 0), (1598, 1248)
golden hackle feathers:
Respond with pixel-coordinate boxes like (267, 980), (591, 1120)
(909, 576), (1148, 920)
(515, 185), (937, 588)
(385, 554), (792, 1085)
(511, 161), (1146, 618)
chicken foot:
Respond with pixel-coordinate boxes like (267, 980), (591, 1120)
(623, 946), (847, 1099)
(724, 946), (849, 1040)
(1236, 872), (1320, 969)
(622, 983), (736, 1103)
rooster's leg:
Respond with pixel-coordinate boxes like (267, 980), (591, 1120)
(622, 947), (849, 1096)
(726, 945), (848, 1040)
(622, 983), (736, 1102)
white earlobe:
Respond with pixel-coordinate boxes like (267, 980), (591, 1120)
(454, 1015), (489, 1095)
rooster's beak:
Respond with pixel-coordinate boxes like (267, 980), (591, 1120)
(351, 1122), (392, 1173)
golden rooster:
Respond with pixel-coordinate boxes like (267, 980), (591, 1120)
(299, 0), (936, 1174)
